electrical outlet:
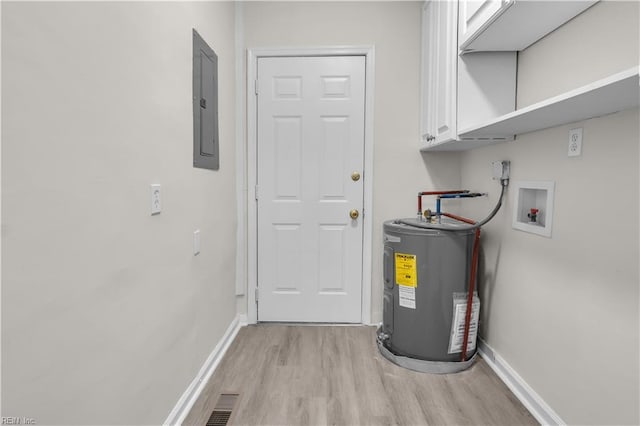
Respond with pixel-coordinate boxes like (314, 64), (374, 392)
(568, 128), (582, 157)
(150, 184), (161, 215)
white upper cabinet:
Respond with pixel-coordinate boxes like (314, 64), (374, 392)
(420, 0), (516, 151)
(420, 0), (458, 147)
(458, 0), (507, 51)
(420, 0), (635, 152)
(458, 0), (599, 53)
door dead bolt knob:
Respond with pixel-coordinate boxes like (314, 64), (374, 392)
(351, 171), (361, 182)
(349, 209), (360, 220)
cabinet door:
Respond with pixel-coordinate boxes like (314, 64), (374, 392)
(420, 1), (436, 146)
(420, 0), (457, 147)
(458, 0), (509, 48)
(433, 0), (457, 144)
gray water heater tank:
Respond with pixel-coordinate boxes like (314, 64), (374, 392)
(378, 218), (480, 374)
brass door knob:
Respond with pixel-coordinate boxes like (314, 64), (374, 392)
(349, 209), (360, 220)
(351, 171), (361, 182)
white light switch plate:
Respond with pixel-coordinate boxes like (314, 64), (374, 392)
(151, 184), (161, 215)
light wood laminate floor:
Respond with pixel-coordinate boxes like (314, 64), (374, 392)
(184, 325), (538, 426)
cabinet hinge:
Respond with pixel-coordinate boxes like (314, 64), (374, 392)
(254, 185), (259, 201)
(254, 79), (259, 96)
(255, 287), (259, 303)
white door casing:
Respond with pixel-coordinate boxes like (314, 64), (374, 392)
(255, 55), (366, 323)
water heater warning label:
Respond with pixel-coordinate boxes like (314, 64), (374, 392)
(395, 253), (417, 287)
(448, 294), (480, 354)
(398, 285), (416, 309)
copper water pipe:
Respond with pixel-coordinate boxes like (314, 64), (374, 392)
(417, 190), (468, 217)
(461, 227), (481, 362)
(441, 212), (476, 226)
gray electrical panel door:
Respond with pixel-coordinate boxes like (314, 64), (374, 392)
(193, 29), (219, 170)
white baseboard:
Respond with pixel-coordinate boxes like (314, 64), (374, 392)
(238, 313), (248, 326)
(164, 315), (242, 426)
(478, 339), (565, 426)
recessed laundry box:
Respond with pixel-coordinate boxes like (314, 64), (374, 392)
(378, 218), (480, 374)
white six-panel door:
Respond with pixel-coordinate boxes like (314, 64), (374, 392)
(256, 56), (366, 322)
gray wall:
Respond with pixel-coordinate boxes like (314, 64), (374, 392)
(1, 2), (237, 424)
(459, 2), (639, 424)
(239, 1), (462, 322)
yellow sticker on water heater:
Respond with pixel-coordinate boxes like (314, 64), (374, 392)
(395, 253), (417, 287)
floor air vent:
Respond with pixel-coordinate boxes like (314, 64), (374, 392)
(206, 393), (239, 426)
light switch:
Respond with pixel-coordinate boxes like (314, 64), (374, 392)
(151, 184), (161, 215)
(194, 230), (201, 255)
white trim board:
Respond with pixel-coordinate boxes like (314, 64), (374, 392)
(246, 46), (375, 325)
(234, 1), (246, 297)
(163, 315), (244, 426)
(478, 339), (565, 426)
